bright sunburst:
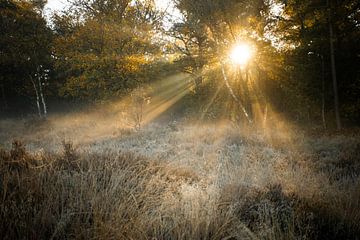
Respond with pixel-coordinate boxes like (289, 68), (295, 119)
(230, 44), (253, 66)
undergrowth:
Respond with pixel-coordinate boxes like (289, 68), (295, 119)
(1, 127), (359, 240)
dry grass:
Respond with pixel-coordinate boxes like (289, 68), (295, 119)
(0, 114), (359, 239)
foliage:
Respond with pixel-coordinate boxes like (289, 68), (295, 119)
(53, 0), (164, 101)
(0, 0), (359, 127)
(168, 0), (284, 125)
(273, 0), (360, 124)
(0, 0), (53, 113)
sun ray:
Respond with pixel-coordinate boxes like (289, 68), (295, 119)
(200, 81), (224, 121)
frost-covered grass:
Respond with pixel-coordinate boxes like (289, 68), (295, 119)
(0, 113), (359, 239)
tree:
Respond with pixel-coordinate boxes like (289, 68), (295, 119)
(170, 0), (282, 125)
(0, 0), (53, 117)
(53, 0), (164, 101)
(274, 0), (360, 127)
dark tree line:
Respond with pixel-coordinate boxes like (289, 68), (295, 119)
(169, 0), (360, 128)
(0, 0), (359, 129)
(275, 0), (360, 129)
(0, 0), (52, 117)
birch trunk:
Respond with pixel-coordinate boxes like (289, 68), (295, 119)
(37, 69), (47, 118)
(221, 63), (252, 124)
(30, 75), (42, 118)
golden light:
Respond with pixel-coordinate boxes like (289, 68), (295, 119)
(230, 43), (253, 66)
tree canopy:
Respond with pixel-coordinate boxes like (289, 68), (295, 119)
(1, 0), (359, 128)
(0, 0), (52, 116)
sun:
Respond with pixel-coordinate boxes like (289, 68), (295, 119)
(230, 43), (253, 66)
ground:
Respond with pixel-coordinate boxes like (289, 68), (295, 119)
(0, 110), (359, 239)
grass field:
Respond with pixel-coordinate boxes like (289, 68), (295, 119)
(0, 111), (359, 239)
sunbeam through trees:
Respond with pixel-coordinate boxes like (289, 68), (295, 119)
(1, 0), (360, 239)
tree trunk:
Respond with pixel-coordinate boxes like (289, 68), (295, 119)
(0, 83), (8, 110)
(321, 55), (327, 130)
(37, 68), (47, 118)
(328, 1), (341, 130)
(30, 75), (42, 118)
(221, 63), (252, 124)
(263, 103), (268, 129)
(243, 66), (253, 121)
